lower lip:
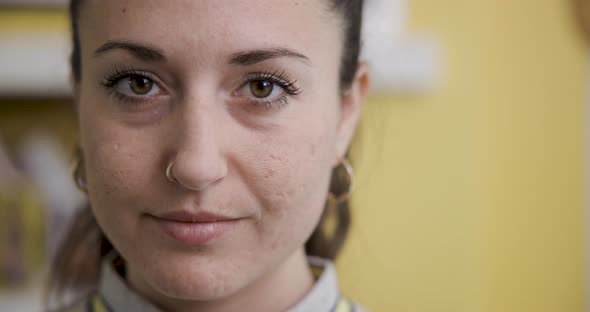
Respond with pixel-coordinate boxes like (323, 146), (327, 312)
(150, 216), (239, 244)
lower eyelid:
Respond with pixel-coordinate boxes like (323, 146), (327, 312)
(110, 89), (168, 106)
(112, 92), (150, 105)
(247, 96), (289, 110)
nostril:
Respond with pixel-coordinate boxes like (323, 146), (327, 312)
(169, 153), (228, 191)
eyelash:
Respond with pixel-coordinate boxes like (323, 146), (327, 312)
(100, 66), (160, 104)
(102, 66), (148, 88)
(100, 67), (302, 110)
(238, 70), (302, 110)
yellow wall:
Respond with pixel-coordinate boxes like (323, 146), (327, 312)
(339, 0), (586, 311)
(0, 9), (67, 32)
(1, 1), (586, 311)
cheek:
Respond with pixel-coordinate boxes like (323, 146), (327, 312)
(244, 112), (339, 249)
(78, 99), (162, 242)
(80, 96), (157, 191)
(82, 127), (145, 202)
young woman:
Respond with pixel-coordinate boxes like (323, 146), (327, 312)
(48, 0), (370, 311)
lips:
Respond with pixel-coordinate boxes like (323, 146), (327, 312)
(156, 211), (237, 223)
(149, 211), (241, 244)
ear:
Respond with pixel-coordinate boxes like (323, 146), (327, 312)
(71, 86), (82, 120)
(70, 74), (81, 113)
(72, 83), (81, 101)
(334, 63), (370, 164)
(68, 69), (82, 105)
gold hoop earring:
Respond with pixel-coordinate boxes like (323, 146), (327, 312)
(165, 161), (178, 183)
(321, 157), (354, 240)
(327, 157), (355, 207)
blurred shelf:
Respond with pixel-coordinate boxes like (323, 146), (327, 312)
(0, 286), (42, 312)
(0, 0), (67, 7)
(0, 31), (72, 98)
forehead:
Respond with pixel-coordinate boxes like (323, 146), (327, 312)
(78, 0), (341, 65)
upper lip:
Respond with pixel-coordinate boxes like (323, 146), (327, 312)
(153, 211), (238, 223)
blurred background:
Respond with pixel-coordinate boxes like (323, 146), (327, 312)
(0, 0), (587, 311)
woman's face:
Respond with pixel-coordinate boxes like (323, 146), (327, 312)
(77, 0), (364, 302)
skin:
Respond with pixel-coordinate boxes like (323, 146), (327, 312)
(76, 1), (369, 311)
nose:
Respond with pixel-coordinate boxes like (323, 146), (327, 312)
(169, 103), (228, 191)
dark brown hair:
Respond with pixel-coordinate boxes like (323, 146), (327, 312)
(48, 0), (364, 307)
(573, 0), (590, 43)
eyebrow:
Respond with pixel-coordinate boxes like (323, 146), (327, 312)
(229, 48), (311, 66)
(93, 42), (309, 66)
(94, 40), (166, 62)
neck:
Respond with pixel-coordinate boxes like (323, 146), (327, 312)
(129, 248), (315, 312)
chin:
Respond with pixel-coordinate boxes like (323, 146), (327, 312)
(135, 251), (254, 301)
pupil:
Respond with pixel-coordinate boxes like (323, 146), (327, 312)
(251, 80), (273, 98)
(130, 76), (152, 95)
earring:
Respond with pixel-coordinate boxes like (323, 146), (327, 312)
(327, 157), (355, 207)
(165, 161), (179, 183)
(321, 157), (354, 240)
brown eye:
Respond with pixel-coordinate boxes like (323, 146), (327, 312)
(250, 80), (274, 98)
(129, 76), (154, 95)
